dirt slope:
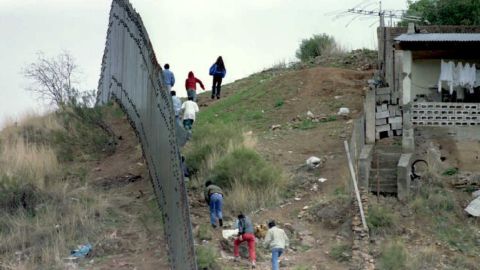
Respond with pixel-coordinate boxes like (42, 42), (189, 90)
(85, 66), (371, 269)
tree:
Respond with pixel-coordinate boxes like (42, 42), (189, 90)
(296, 34), (337, 62)
(23, 52), (91, 108)
(402, 0), (480, 26)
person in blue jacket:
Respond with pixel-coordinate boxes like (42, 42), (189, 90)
(209, 56), (226, 99)
(163, 63), (175, 91)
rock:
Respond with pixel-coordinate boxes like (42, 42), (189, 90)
(270, 124), (282, 130)
(473, 190), (480, 198)
(299, 234), (316, 247)
(306, 111), (315, 119)
(283, 223), (295, 234)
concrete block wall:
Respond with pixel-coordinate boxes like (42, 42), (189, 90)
(411, 102), (480, 126)
(374, 87), (403, 140)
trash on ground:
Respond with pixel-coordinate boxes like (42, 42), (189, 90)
(465, 197), (480, 217)
(222, 229), (239, 240)
(71, 243), (92, 258)
(318, 178), (327, 183)
(337, 107), (350, 115)
(294, 197), (302, 201)
(306, 156), (322, 169)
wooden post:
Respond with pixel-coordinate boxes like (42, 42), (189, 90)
(344, 141), (368, 230)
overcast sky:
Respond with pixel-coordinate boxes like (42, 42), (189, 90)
(0, 0), (407, 127)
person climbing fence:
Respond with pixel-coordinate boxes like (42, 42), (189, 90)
(234, 213), (256, 268)
(209, 56), (227, 99)
(185, 71), (205, 102)
(204, 181), (224, 228)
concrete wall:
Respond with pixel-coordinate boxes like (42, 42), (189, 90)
(96, 1), (196, 268)
(401, 51), (413, 105)
(411, 59), (441, 99)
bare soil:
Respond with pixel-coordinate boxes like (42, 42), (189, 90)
(86, 66), (372, 269)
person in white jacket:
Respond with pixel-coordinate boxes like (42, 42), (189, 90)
(263, 220), (289, 270)
(181, 96), (199, 131)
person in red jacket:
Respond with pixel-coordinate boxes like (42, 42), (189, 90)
(185, 71), (205, 102)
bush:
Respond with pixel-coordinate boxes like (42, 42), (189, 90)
(186, 123), (243, 174)
(197, 224), (213, 241)
(367, 204), (395, 234)
(211, 147), (281, 189)
(196, 245), (220, 270)
(379, 241), (407, 270)
(330, 244), (351, 262)
(296, 34), (337, 62)
(0, 175), (41, 214)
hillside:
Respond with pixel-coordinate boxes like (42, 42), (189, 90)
(0, 65), (371, 269)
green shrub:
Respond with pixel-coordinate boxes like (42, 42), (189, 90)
(196, 245), (219, 270)
(211, 147), (282, 189)
(442, 167), (458, 176)
(197, 224), (213, 241)
(330, 244), (351, 262)
(186, 123), (243, 173)
(367, 204), (395, 234)
(379, 241), (407, 270)
(296, 34), (337, 62)
(274, 99), (284, 108)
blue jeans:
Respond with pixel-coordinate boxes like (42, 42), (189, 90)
(209, 193), (223, 226)
(187, 89), (197, 102)
(271, 248), (283, 270)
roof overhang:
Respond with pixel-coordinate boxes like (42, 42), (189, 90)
(394, 33), (480, 51)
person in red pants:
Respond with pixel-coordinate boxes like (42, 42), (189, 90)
(233, 213), (256, 268)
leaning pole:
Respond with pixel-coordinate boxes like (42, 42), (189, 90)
(96, 0), (196, 268)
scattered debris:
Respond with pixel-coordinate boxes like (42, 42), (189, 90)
(71, 243), (92, 258)
(318, 178), (327, 183)
(306, 111), (315, 119)
(310, 183), (319, 192)
(337, 107), (350, 116)
(222, 229), (239, 240)
(270, 124), (282, 131)
(465, 197), (480, 217)
(306, 156), (322, 169)
(294, 197), (302, 201)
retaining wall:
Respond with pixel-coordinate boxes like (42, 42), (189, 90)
(96, 1), (196, 269)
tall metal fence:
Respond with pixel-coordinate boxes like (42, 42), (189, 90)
(96, 0), (196, 268)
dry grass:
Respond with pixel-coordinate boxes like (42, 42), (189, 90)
(0, 112), (109, 268)
(225, 179), (283, 214)
(0, 138), (59, 189)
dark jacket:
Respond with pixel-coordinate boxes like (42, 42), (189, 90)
(236, 216), (254, 235)
(204, 184), (223, 203)
(209, 64), (226, 78)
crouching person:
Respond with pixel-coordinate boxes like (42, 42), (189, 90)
(263, 220), (289, 270)
(234, 213), (256, 268)
(204, 181), (224, 228)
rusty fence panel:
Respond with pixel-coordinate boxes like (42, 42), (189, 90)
(96, 0), (196, 268)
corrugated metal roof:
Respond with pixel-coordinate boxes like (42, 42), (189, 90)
(395, 33), (480, 42)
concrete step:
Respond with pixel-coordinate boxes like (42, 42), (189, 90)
(371, 153), (401, 168)
(374, 145), (403, 154)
